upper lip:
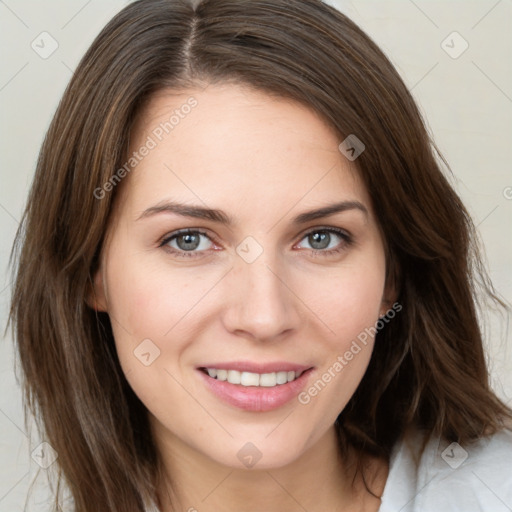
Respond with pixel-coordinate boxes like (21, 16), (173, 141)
(197, 361), (313, 374)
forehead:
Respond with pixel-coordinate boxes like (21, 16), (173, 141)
(121, 83), (371, 219)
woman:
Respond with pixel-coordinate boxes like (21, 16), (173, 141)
(9, 0), (512, 511)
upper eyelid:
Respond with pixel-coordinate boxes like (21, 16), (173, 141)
(296, 225), (350, 238)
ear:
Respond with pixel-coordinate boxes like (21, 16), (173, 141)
(86, 266), (109, 312)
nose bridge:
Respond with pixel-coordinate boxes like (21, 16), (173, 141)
(222, 238), (300, 340)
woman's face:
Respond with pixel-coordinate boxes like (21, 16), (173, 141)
(91, 83), (391, 469)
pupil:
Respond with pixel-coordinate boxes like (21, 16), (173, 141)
(310, 232), (329, 250)
(178, 233), (199, 251)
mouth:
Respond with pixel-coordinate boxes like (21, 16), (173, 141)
(198, 367), (307, 387)
(196, 363), (315, 412)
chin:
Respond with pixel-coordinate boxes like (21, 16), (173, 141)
(203, 433), (310, 471)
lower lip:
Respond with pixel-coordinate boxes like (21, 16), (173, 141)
(197, 368), (314, 412)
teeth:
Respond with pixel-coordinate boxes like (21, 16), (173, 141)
(216, 369), (228, 381)
(241, 371), (259, 386)
(276, 371), (288, 385)
(259, 373), (276, 387)
(227, 370), (241, 384)
(204, 368), (304, 387)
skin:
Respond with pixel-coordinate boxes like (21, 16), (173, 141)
(90, 83), (393, 511)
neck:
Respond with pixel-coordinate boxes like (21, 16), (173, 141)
(151, 421), (387, 512)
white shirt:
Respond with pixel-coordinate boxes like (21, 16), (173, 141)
(380, 427), (512, 511)
(145, 428), (512, 511)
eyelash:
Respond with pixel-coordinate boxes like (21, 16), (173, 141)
(158, 227), (353, 259)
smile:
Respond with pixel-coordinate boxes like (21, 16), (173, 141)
(197, 364), (315, 412)
(200, 368), (305, 387)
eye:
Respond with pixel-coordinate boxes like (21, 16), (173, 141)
(159, 229), (216, 258)
(295, 227), (353, 256)
(159, 226), (353, 259)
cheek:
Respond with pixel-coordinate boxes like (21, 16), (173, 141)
(100, 247), (168, 374)
(294, 253), (385, 409)
(103, 246), (218, 381)
(102, 256), (193, 411)
(305, 255), (386, 344)
(104, 250), (194, 339)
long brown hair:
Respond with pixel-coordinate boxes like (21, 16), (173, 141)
(9, 0), (512, 510)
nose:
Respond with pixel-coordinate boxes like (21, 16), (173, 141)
(221, 249), (302, 342)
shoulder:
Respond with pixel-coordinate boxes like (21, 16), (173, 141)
(379, 427), (512, 512)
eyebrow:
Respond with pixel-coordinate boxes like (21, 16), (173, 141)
(136, 199), (368, 225)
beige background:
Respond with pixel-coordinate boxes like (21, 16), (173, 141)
(1, 0), (511, 509)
